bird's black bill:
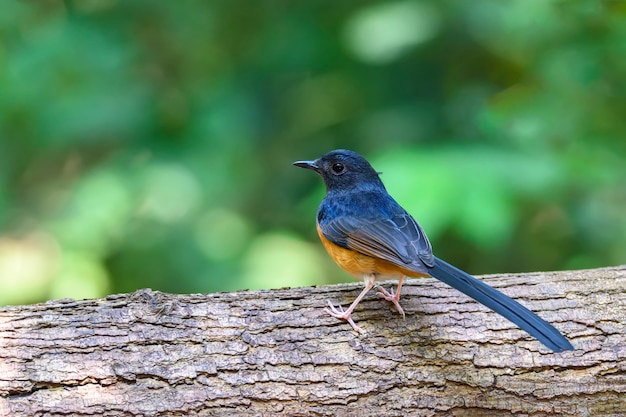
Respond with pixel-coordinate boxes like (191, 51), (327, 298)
(428, 257), (573, 352)
(293, 160), (320, 172)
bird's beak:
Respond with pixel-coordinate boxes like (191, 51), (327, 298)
(293, 159), (320, 172)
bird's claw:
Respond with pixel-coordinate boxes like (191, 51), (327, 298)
(325, 300), (364, 333)
(377, 286), (406, 319)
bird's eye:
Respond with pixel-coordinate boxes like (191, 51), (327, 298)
(331, 163), (345, 174)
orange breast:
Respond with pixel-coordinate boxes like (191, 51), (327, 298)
(317, 224), (428, 281)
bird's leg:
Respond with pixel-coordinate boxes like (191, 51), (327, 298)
(377, 276), (406, 318)
(325, 274), (376, 333)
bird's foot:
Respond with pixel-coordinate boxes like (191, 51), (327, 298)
(325, 300), (364, 333)
(377, 286), (406, 319)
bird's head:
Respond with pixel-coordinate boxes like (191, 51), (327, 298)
(293, 149), (384, 192)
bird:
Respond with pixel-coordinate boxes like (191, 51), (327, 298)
(293, 149), (573, 352)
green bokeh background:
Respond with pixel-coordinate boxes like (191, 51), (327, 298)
(1, 1), (625, 306)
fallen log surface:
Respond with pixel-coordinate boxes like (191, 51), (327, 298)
(1, 266), (625, 416)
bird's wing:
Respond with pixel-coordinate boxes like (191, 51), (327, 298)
(320, 210), (435, 270)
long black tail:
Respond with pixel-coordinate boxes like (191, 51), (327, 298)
(427, 257), (573, 352)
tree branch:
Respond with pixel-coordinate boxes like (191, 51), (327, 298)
(1, 266), (625, 416)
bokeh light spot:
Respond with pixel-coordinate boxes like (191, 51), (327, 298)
(241, 232), (327, 291)
(343, 1), (440, 64)
(49, 251), (110, 300)
(194, 208), (252, 262)
(0, 233), (60, 305)
(138, 163), (202, 224)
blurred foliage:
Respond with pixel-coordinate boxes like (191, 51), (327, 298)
(1, 0), (625, 305)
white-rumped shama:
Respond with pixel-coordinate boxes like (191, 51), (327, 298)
(294, 149), (573, 352)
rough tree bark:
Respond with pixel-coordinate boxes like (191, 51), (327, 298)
(0, 266), (625, 417)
